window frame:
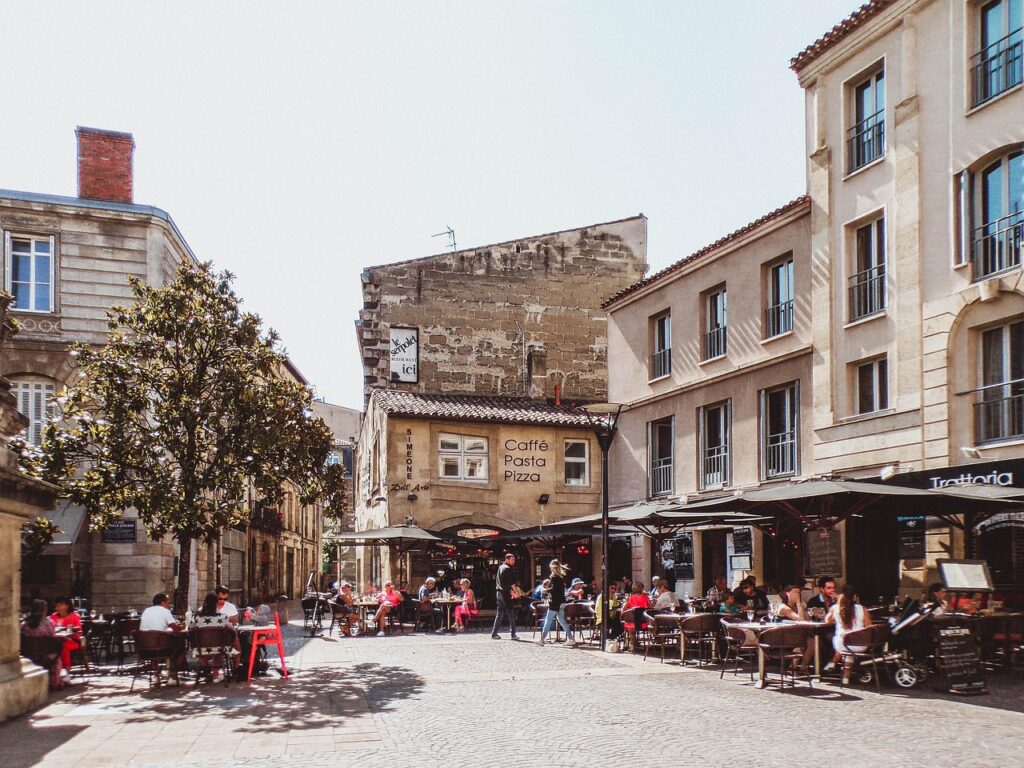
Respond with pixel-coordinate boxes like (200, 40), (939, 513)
(563, 438), (590, 487)
(970, 150), (1024, 280)
(10, 377), (57, 446)
(970, 0), (1024, 107)
(647, 416), (674, 498)
(4, 232), (56, 314)
(976, 318), (1024, 443)
(649, 310), (672, 380)
(764, 256), (795, 338)
(437, 432), (489, 482)
(848, 215), (887, 321)
(854, 356), (889, 415)
(698, 400), (731, 490)
(846, 65), (886, 173)
(703, 286), (728, 361)
(760, 382), (799, 480)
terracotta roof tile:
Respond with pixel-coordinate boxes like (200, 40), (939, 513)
(602, 196), (809, 308)
(790, 0), (898, 72)
(371, 390), (599, 428)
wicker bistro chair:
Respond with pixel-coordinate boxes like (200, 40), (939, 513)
(564, 603), (596, 645)
(838, 623), (891, 691)
(757, 624), (813, 690)
(114, 617), (141, 673)
(21, 635), (64, 684)
(719, 620), (758, 680)
(644, 613), (682, 662)
(190, 625), (238, 687)
(679, 613), (720, 667)
(300, 597), (318, 630)
(412, 599), (440, 633)
(131, 630), (176, 691)
(620, 606), (650, 653)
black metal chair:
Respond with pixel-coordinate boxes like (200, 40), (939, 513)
(719, 620), (757, 680)
(412, 599), (439, 633)
(757, 624), (813, 690)
(644, 613), (681, 662)
(679, 613), (719, 667)
(838, 623), (891, 691)
(620, 606), (650, 653)
(114, 617), (141, 673)
(564, 603), (596, 644)
(130, 630), (175, 691)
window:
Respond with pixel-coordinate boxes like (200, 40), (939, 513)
(564, 439), (589, 486)
(699, 401), (731, 488)
(849, 217), (886, 320)
(4, 233), (54, 313)
(976, 320), (1024, 443)
(11, 378), (56, 446)
(761, 383), (798, 479)
(972, 151), (1024, 279)
(648, 417), (674, 497)
(704, 288), (727, 360)
(847, 68), (885, 172)
(650, 312), (671, 379)
(856, 357), (889, 414)
(765, 258), (794, 337)
(438, 433), (488, 481)
(972, 0), (1023, 106)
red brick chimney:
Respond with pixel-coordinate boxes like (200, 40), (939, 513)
(76, 126), (135, 203)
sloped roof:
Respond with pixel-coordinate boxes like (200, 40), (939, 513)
(371, 389), (598, 428)
(602, 196), (809, 308)
(790, 0), (898, 72)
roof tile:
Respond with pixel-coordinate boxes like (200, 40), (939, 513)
(790, 0), (898, 72)
(371, 390), (600, 428)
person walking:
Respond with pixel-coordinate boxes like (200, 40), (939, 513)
(539, 559), (575, 646)
(491, 552), (519, 640)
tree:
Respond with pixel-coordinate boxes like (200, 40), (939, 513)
(24, 261), (346, 612)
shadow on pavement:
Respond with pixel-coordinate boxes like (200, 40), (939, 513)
(3, 722), (88, 768)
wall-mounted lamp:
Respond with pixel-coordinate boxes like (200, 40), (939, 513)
(407, 493), (418, 502)
(879, 465), (898, 481)
(961, 446), (982, 460)
(537, 493), (550, 505)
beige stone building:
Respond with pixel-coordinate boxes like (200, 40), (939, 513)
(605, 198), (813, 592)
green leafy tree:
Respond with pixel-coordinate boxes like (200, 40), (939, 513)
(25, 261), (346, 612)
(21, 516), (60, 561)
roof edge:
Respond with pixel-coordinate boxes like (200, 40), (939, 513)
(790, 0), (899, 73)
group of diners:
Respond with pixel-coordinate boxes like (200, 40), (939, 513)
(325, 576), (480, 637)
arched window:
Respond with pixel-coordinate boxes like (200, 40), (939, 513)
(10, 377), (56, 446)
(972, 150), (1024, 278)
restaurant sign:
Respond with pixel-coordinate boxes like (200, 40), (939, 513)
(897, 515), (926, 559)
(389, 326), (419, 383)
(101, 519), (137, 543)
(805, 527), (842, 578)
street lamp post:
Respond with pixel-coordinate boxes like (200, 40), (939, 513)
(582, 402), (623, 652)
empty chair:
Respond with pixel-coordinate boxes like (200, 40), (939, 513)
(679, 613), (719, 667)
(719, 620), (757, 680)
(644, 613), (682, 662)
(564, 603), (596, 645)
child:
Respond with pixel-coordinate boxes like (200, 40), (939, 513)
(718, 590), (742, 614)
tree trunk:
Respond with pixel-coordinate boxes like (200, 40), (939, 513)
(174, 532), (194, 615)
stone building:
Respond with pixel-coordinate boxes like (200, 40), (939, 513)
(311, 399), (361, 581)
(354, 217), (648, 588)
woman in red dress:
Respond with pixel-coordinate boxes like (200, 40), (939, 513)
(50, 595), (82, 677)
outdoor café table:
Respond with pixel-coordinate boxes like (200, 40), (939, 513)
(958, 611), (1024, 664)
(352, 599), (380, 631)
(432, 597), (463, 631)
(729, 620), (829, 687)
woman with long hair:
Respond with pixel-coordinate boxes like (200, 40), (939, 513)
(190, 591), (240, 682)
(50, 595), (82, 680)
(21, 599), (63, 687)
(827, 584), (871, 683)
(453, 578), (477, 632)
(539, 559), (575, 646)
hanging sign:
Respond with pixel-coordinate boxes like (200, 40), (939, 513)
(389, 327), (419, 383)
(897, 515), (926, 559)
(732, 527), (752, 555)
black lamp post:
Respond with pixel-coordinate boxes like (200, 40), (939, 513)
(582, 402), (623, 652)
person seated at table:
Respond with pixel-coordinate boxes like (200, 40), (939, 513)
(333, 582), (359, 636)
(652, 581), (682, 612)
(648, 576), (661, 599)
(736, 578), (769, 614)
(417, 577), (445, 632)
(706, 576), (729, 602)
(950, 591), (983, 615)
(453, 579), (478, 632)
(566, 578), (587, 602)
(215, 585), (239, 625)
(190, 592), (241, 682)
(531, 579), (552, 600)
(718, 590), (742, 614)
(777, 584), (808, 621)
(826, 584), (871, 683)
(22, 599), (64, 688)
(373, 581), (403, 636)
(50, 595), (83, 679)
(806, 576), (836, 619)
(925, 583), (948, 617)
(594, 583), (623, 639)
(140, 592), (184, 632)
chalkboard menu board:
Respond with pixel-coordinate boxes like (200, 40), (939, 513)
(101, 519), (137, 543)
(934, 626), (986, 695)
(732, 527), (752, 555)
(805, 527), (842, 577)
(673, 534), (694, 581)
(897, 515), (926, 559)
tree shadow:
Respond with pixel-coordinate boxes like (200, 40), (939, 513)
(1, 722), (88, 768)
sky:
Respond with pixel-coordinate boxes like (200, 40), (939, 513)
(1, 1), (859, 411)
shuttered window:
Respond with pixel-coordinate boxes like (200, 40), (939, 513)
(11, 378), (56, 446)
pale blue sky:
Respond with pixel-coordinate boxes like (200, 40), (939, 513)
(1, 2), (857, 409)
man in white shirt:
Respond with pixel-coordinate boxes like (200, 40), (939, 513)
(653, 582), (681, 611)
(139, 593), (182, 632)
(216, 585), (239, 625)
(649, 576), (661, 600)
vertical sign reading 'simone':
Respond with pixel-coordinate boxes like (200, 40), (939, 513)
(390, 327), (419, 383)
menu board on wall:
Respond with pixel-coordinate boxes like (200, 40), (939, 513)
(389, 327), (419, 383)
(732, 527), (752, 555)
(805, 527), (842, 577)
(897, 515), (926, 559)
(672, 534), (694, 581)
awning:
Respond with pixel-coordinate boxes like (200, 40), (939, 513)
(42, 500), (88, 556)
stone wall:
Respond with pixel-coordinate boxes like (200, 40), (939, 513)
(358, 216), (647, 402)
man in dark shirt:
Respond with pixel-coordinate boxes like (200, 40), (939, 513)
(491, 553), (519, 640)
(806, 577), (837, 618)
(737, 578), (769, 613)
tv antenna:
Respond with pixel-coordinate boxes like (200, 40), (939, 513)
(431, 226), (456, 252)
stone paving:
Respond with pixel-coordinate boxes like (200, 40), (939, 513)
(4, 619), (1024, 768)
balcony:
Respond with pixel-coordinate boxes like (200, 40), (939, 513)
(701, 445), (729, 488)
(764, 300), (794, 338)
(650, 347), (671, 379)
(847, 109), (885, 172)
(650, 457), (673, 497)
(848, 265), (886, 321)
(975, 385), (1024, 444)
(972, 212), (1024, 280)
(971, 28), (1023, 107)
(764, 431), (797, 479)
(704, 326), (727, 360)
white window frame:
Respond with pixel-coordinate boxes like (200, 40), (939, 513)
(765, 257), (794, 338)
(563, 439), (590, 487)
(704, 288), (728, 360)
(650, 311), (671, 379)
(4, 232), (56, 313)
(10, 377), (56, 446)
(855, 357), (889, 415)
(698, 401), (731, 489)
(760, 382), (799, 479)
(647, 416), (674, 497)
(437, 433), (488, 482)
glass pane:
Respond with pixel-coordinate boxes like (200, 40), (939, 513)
(11, 239), (30, 253)
(878, 358), (889, 409)
(12, 254), (30, 282)
(856, 224), (872, 272)
(875, 71), (885, 114)
(565, 441), (586, 459)
(1010, 153), (1023, 214)
(767, 390), (786, 433)
(875, 219), (886, 268)
(1011, 321), (1024, 383)
(36, 254), (51, 281)
(439, 436), (460, 452)
(465, 457), (486, 479)
(34, 283), (50, 311)
(858, 363), (874, 413)
(983, 162), (1004, 226)
(565, 462), (586, 485)
(982, 1), (1004, 49)
(441, 457), (460, 477)
(855, 79), (871, 123)
(35, 239), (50, 254)
(654, 420), (673, 460)
(984, 327), (1006, 387)
(463, 437), (486, 453)
(705, 407), (723, 448)
(12, 282), (30, 309)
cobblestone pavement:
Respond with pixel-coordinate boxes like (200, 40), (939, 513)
(4, 621), (1024, 768)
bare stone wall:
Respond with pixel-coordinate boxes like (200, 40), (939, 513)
(359, 216), (647, 401)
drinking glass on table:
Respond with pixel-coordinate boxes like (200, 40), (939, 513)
(745, 602), (755, 622)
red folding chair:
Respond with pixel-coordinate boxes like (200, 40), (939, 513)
(247, 611), (289, 681)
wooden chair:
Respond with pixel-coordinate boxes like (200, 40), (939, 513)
(564, 603), (596, 644)
(757, 624), (813, 690)
(247, 612), (288, 681)
(114, 617), (141, 673)
(838, 623), (890, 691)
(620, 606), (650, 653)
(21, 635), (64, 685)
(679, 613), (720, 667)
(719, 620), (757, 680)
(131, 630), (175, 691)
(412, 599), (439, 633)
(644, 613), (681, 662)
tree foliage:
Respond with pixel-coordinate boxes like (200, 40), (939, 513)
(21, 516), (60, 561)
(22, 260), (346, 610)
